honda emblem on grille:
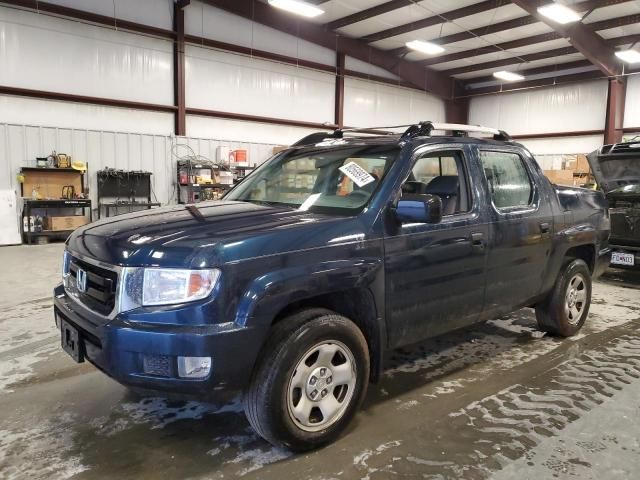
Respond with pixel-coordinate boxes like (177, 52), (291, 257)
(77, 268), (88, 293)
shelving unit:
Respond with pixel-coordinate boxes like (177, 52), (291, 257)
(20, 166), (91, 244)
(176, 160), (233, 204)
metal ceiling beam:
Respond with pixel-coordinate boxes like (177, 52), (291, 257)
(466, 59), (594, 84)
(459, 70), (604, 96)
(510, 0), (621, 76)
(419, 12), (640, 67)
(326, 0), (412, 30)
(200, 0), (456, 99)
(386, 0), (630, 58)
(443, 46), (576, 76)
(442, 34), (636, 77)
(362, 0), (508, 43)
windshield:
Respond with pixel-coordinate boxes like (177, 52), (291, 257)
(225, 145), (400, 215)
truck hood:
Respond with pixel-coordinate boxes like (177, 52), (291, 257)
(66, 200), (368, 268)
(587, 148), (640, 193)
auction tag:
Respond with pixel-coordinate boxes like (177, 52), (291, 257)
(339, 162), (375, 187)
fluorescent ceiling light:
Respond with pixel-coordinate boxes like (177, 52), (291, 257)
(615, 49), (640, 64)
(268, 0), (324, 18)
(493, 70), (525, 82)
(405, 40), (445, 55)
(537, 3), (581, 24)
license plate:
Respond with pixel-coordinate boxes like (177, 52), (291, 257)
(61, 320), (84, 363)
(611, 252), (635, 266)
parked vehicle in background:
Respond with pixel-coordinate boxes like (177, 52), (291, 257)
(588, 140), (640, 269)
(54, 122), (610, 451)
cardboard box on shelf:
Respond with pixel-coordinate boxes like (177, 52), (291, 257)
(43, 216), (88, 231)
(272, 145), (289, 155)
(575, 154), (590, 173)
(543, 169), (574, 186)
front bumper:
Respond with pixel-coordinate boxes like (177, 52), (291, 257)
(54, 284), (267, 394)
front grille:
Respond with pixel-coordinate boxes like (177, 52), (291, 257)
(68, 256), (118, 316)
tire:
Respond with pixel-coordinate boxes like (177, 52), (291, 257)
(535, 259), (592, 337)
(244, 308), (370, 451)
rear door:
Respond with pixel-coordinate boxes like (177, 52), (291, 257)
(384, 144), (489, 348)
(477, 147), (555, 317)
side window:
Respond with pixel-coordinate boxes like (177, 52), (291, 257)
(479, 151), (533, 210)
(402, 150), (470, 216)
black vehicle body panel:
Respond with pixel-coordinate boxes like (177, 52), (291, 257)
(588, 142), (640, 268)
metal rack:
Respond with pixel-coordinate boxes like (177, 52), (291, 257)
(20, 166), (91, 244)
(176, 160), (233, 204)
(97, 169), (160, 218)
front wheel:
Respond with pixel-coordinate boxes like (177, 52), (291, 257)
(244, 308), (369, 451)
(535, 258), (592, 337)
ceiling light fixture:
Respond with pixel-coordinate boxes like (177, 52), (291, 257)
(537, 3), (582, 24)
(405, 40), (445, 55)
(493, 71), (525, 82)
(615, 49), (640, 64)
(267, 0), (324, 18)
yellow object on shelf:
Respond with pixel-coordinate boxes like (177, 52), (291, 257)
(71, 160), (86, 172)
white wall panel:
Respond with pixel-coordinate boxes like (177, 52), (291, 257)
(187, 115), (317, 146)
(186, 46), (335, 124)
(185, 1), (336, 67)
(469, 81), (608, 136)
(624, 75), (640, 128)
(41, 0), (174, 30)
(0, 96), (174, 135)
(0, 6), (173, 104)
(0, 122), (282, 219)
(519, 135), (604, 156)
(343, 78), (445, 128)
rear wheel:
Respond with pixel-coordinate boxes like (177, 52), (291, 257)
(244, 308), (369, 451)
(535, 259), (592, 337)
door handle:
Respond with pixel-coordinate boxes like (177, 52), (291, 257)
(539, 222), (550, 234)
(471, 232), (486, 252)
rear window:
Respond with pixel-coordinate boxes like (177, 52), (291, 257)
(480, 151), (533, 209)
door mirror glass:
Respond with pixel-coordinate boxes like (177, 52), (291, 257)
(395, 194), (443, 224)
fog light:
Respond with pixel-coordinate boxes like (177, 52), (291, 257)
(177, 356), (211, 379)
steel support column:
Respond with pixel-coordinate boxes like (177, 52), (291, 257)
(173, 2), (188, 136)
(604, 77), (627, 144)
(445, 99), (469, 124)
(335, 53), (346, 129)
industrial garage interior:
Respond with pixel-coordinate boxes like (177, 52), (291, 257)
(1, 0), (640, 478)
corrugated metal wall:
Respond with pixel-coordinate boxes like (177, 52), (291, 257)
(469, 81), (608, 155)
(624, 75), (640, 130)
(0, 122), (280, 214)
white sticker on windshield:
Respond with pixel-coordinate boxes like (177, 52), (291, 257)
(339, 162), (376, 188)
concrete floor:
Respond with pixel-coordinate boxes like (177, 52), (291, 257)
(1, 244), (640, 480)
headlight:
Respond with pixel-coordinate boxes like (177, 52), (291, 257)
(119, 267), (221, 311)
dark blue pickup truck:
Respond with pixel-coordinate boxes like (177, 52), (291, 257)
(54, 122), (610, 450)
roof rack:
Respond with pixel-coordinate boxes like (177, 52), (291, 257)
(291, 121), (510, 147)
(401, 122), (511, 141)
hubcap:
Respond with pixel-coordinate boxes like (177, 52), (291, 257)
(287, 341), (357, 432)
(564, 273), (587, 325)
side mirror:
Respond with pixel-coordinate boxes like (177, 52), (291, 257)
(395, 193), (443, 224)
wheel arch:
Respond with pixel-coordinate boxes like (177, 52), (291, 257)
(272, 287), (384, 383)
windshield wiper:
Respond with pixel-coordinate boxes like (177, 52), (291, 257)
(242, 199), (296, 209)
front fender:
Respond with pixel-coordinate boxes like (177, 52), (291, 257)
(234, 258), (383, 328)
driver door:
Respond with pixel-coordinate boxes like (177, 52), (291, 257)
(384, 145), (489, 348)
